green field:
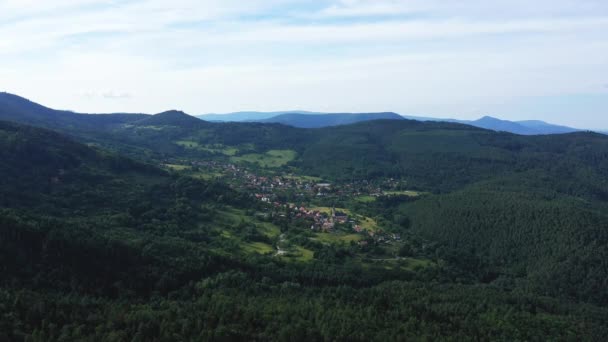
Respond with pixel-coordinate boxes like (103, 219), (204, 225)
(175, 140), (239, 156)
(230, 149), (296, 168)
(164, 164), (190, 171)
(258, 221), (281, 238)
(383, 190), (421, 197)
(309, 206), (352, 215)
(242, 242), (274, 255)
(281, 246), (314, 262)
(358, 216), (378, 231)
(314, 233), (362, 244)
(356, 195), (377, 203)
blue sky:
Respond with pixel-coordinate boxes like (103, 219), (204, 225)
(1, 0), (607, 129)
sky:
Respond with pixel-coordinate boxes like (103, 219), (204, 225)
(1, 0), (607, 129)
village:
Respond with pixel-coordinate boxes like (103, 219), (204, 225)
(167, 159), (413, 246)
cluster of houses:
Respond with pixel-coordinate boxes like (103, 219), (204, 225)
(255, 201), (355, 232)
(293, 206), (352, 232)
(173, 158), (409, 202)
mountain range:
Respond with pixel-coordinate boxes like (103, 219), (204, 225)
(0, 92), (591, 135)
(198, 110), (585, 135)
(1, 91), (608, 339)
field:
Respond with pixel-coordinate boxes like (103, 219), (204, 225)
(314, 233), (362, 244)
(383, 190), (421, 197)
(230, 149), (297, 168)
(358, 216), (378, 231)
(356, 195), (377, 203)
(242, 242), (274, 255)
(309, 206), (352, 215)
(281, 246), (314, 262)
(175, 140), (239, 156)
(164, 164), (190, 171)
(284, 174), (323, 182)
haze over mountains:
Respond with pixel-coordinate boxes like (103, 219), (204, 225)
(0, 92), (593, 136)
(198, 110), (585, 135)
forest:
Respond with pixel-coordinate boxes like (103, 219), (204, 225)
(1, 93), (608, 340)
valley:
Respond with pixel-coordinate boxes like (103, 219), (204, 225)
(0, 93), (608, 340)
(161, 152), (432, 269)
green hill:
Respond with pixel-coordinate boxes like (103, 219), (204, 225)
(0, 92), (148, 131)
(2, 95), (608, 339)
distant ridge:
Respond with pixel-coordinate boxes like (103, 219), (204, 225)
(0, 92), (595, 135)
(415, 115), (581, 135)
(196, 111), (322, 122)
(197, 107), (584, 135)
(257, 112), (404, 128)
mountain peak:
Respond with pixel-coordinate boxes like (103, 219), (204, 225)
(157, 109), (188, 116)
(477, 115), (503, 122)
(134, 109), (203, 127)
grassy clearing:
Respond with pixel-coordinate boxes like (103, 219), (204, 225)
(230, 149), (296, 168)
(258, 222), (281, 238)
(356, 195), (377, 203)
(283, 246), (314, 262)
(383, 190), (421, 197)
(218, 208), (249, 225)
(175, 140), (239, 156)
(309, 207), (353, 215)
(165, 164), (190, 171)
(218, 208), (281, 238)
(314, 233), (362, 244)
(242, 242), (274, 254)
(175, 140), (202, 148)
(357, 216), (378, 231)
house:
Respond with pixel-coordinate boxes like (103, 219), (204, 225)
(322, 221), (334, 231)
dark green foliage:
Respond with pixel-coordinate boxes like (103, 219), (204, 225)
(0, 92), (148, 131)
(1, 93), (608, 340)
(400, 187), (608, 304)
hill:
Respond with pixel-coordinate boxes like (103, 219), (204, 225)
(402, 114), (581, 135)
(197, 110), (322, 122)
(198, 106), (583, 134)
(0, 93), (585, 135)
(2, 90), (608, 340)
(2, 119), (608, 340)
(132, 110), (205, 127)
(257, 112), (404, 128)
(467, 116), (579, 135)
(0, 92), (148, 131)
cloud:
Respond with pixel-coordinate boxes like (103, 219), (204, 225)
(1, 0), (607, 128)
(102, 91), (132, 99)
(76, 90), (132, 100)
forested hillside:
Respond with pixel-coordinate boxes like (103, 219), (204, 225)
(1, 94), (608, 340)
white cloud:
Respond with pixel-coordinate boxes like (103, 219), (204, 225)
(1, 0), (607, 128)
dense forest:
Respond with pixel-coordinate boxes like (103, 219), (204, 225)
(1, 93), (608, 340)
